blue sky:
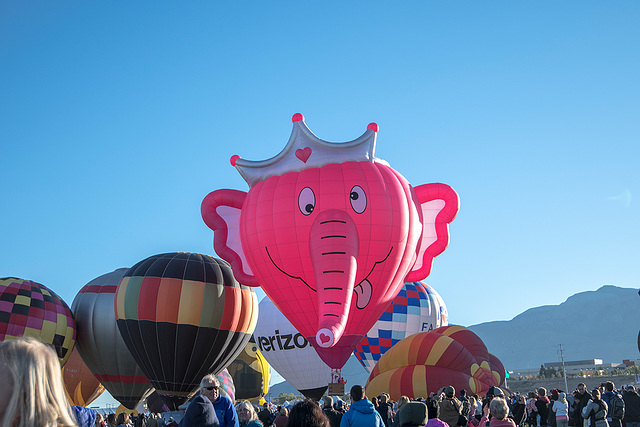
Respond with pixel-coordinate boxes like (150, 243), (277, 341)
(1, 0), (639, 405)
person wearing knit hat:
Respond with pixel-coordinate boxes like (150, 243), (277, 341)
(398, 401), (429, 427)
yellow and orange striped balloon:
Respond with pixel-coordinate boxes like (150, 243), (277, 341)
(366, 325), (505, 400)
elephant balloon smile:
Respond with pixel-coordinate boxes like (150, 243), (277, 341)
(202, 113), (459, 369)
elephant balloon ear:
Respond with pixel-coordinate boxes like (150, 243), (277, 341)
(201, 189), (258, 286)
(405, 183), (459, 282)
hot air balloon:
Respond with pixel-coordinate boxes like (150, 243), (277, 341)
(71, 269), (154, 410)
(202, 114), (459, 371)
(226, 337), (269, 401)
(354, 282), (448, 372)
(63, 346), (105, 406)
(146, 391), (170, 414)
(365, 325), (505, 400)
(252, 296), (331, 400)
(115, 253), (258, 410)
(0, 277), (75, 365)
(216, 368), (236, 403)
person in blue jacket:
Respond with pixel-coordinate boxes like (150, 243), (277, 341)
(179, 375), (220, 427)
(340, 385), (385, 427)
(200, 374), (239, 427)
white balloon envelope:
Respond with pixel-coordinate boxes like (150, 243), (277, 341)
(253, 297), (331, 400)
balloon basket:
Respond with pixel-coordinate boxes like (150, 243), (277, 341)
(328, 369), (345, 395)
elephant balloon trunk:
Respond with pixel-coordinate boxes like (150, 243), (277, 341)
(309, 209), (359, 348)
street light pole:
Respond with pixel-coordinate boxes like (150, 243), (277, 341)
(560, 344), (569, 392)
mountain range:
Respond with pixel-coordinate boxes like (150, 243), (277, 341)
(270, 285), (640, 397)
(468, 285), (640, 370)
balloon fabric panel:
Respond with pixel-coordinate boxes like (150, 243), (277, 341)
(442, 326), (491, 362)
(0, 278), (76, 365)
(177, 280), (206, 325)
(153, 277), (182, 323)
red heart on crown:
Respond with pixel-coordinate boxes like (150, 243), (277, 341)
(295, 147), (312, 163)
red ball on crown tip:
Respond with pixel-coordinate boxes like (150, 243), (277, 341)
(367, 122), (379, 133)
(230, 155), (241, 166)
(292, 113), (305, 123)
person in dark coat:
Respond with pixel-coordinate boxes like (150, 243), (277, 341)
(322, 396), (343, 427)
(258, 403), (274, 427)
(573, 383), (592, 427)
(510, 394), (526, 427)
(180, 376), (221, 427)
(377, 394), (393, 427)
(623, 386), (640, 427)
(536, 388), (550, 427)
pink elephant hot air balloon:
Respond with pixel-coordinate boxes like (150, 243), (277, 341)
(202, 114), (459, 370)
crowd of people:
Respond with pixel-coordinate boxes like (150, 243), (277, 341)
(3, 337), (640, 427)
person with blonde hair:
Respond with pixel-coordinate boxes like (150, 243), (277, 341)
(553, 393), (569, 427)
(0, 337), (77, 427)
(392, 397), (411, 427)
(236, 401), (262, 427)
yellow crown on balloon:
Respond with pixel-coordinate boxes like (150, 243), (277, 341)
(231, 113), (386, 188)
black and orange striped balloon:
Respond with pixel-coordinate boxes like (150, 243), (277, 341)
(114, 253), (258, 410)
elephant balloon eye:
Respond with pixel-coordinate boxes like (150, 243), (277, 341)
(350, 185), (367, 214)
(298, 187), (316, 216)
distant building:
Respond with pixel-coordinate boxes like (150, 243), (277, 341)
(544, 359), (604, 374)
(512, 359), (606, 377)
(511, 358), (634, 379)
(510, 367), (540, 377)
